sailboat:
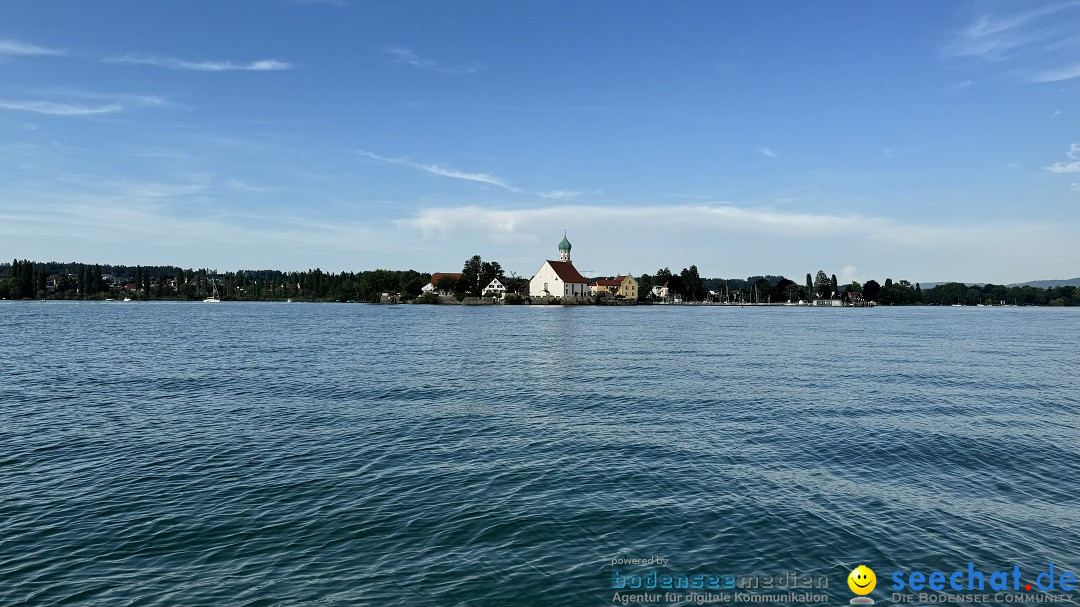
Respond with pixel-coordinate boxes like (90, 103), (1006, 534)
(203, 280), (221, 303)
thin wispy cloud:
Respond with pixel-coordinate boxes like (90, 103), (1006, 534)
(945, 2), (1080, 83)
(0, 190), (390, 271)
(1072, 183), (1080, 192)
(540, 190), (589, 200)
(1043, 143), (1080, 174)
(944, 1), (1080, 60)
(383, 46), (485, 75)
(358, 150), (593, 200)
(359, 150), (520, 192)
(110, 53), (294, 72)
(1051, 110), (1062, 119)
(0, 99), (123, 116)
(0, 89), (171, 117)
(397, 203), (884, 239)
(1032, 62), (1080, 82)
(424, 165), (514, 189)
(757, 147), (778, 158)
(1043, 162), (1079, 173)
(53, 174), (210, 200)
(0, 39), (63, 57)
(384, 47), (434, 69)
(948, 80), (975, 92)
(480, 103), (690, 118)
(226, 179), (270, 193)
(27, 88), (171, 108)
(883, 148), (896, 159)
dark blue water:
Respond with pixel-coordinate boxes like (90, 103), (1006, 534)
(2, 302), (1078, 606)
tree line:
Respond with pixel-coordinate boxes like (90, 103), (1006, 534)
(0, 259), (430, 303)
(637, 267), (829, 303)
(2, 259), (1077, 306)
(634, 266), (1079, 306)
(858, 279), (1078, 307)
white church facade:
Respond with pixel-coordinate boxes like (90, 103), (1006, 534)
(529, 234), (591, 299)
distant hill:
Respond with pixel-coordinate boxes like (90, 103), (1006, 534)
(1016, 278), (1080, 288)
(920, 278), (1080, 288)
(919, 282), (983, 289)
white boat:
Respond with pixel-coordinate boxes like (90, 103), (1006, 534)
(203, 280), (221, 303)
(123, 297), (132, 302)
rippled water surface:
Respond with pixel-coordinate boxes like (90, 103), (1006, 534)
(2, 302), (1078, 606)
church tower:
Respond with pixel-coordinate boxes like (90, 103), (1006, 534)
(558, 232), (572, 261)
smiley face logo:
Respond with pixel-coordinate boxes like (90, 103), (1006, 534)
(847, 565), (877, 595)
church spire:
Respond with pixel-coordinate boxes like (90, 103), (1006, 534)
(558, 231), (572, 261)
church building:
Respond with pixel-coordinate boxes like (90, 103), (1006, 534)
(529, 234), (591, 299)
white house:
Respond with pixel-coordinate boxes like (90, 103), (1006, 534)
(529, 234), (591, 299)
(483, 277), (507, 299)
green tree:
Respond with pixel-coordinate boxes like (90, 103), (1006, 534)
(637, 273), (653, 302)
(461, 255), (482, 294)
(655, 267), (673, 287)
(667, 274), (685, 297)
(814, 270), (831, 299)
(397, 270), (425, 297)
(504, 276), (528, 296)
(459, 255), (504, 295)
(774, 278), (797, 302)
(752, 278), (773, 303)
(34, 267), (46, 298)
(92, 264), (103, 295)
(863, 279), (881, 302)
(680, 265), (706, 301)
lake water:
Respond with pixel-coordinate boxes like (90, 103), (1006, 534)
(2, 302), (1078, 606)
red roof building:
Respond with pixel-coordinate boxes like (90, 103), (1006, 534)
(423, 272), (463, 295)
(529, 235), (592, 299)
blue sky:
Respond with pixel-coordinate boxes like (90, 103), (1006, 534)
(1, 0), (1078, 283)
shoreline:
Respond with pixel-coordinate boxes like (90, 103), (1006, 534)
(1, 298), (1061, 308)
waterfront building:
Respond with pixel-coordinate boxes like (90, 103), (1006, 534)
(529, 234), (591, 299)
(483, 277), (507, 299)
(593, 275), (638, 300)
(615, 275), (638, 300)
(422, 272), (463, 296)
